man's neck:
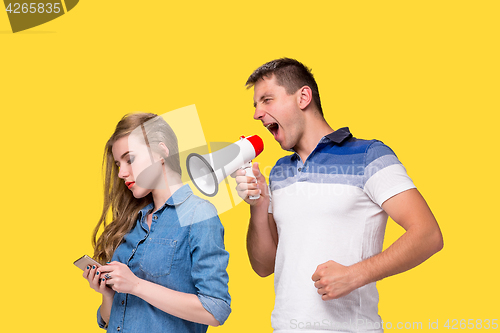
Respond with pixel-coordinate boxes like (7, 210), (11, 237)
(294, 117), (333, 162)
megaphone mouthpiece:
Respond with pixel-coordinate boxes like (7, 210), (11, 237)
(241, 135), (264, 157)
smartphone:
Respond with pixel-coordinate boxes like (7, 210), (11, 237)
(74, 255), (102, 271)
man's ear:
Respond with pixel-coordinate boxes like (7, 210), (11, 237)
(297, 86), (313, 110)
(158, 142), (169, 161)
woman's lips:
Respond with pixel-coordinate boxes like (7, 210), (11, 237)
(126, 181), (135, 189)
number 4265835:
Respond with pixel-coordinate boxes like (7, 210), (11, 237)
(5, 3), (62, 14)
(444, 319), (498, 329)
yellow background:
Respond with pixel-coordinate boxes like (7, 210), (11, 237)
(1, 1), (499, 331)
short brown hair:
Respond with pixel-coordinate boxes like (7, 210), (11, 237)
(246, 58), (323, 116)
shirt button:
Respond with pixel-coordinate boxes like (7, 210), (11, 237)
(121, 300), (125, 305)
(117, 327), (121, 331)
(153, 216), (158, 220)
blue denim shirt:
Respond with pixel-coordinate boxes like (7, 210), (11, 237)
(97, 184), (231, 332)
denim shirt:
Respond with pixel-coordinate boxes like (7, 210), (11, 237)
(97, 184), (231, 332)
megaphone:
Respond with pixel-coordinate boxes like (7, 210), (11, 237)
(186, 135), (264, 198)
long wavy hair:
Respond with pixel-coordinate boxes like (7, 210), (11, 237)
(92, 113), (181, 264)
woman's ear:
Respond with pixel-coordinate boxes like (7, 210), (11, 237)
(158, 142), (169, 162)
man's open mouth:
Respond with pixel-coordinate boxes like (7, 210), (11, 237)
(265, 122), (279, 136)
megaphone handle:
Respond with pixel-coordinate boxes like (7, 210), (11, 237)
(243, 161), (260, 200)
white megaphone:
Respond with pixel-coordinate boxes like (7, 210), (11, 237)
(186, 135), (264, 198)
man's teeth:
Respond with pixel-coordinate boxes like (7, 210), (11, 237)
(266, 123), (278, 130)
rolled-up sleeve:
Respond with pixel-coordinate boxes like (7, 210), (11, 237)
(97, 306), (107, 329)
(197, 294), (231, 325)
(189, 201), (231, 325)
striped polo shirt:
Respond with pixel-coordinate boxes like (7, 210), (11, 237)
(268, 127), (416, 333)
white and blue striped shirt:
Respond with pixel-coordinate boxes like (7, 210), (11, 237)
(268, 127), (415, 333)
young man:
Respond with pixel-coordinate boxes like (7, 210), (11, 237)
(234, 58), (443, 332)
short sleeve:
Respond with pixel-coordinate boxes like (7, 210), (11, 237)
(267, 183), (273, 214)
(363, 141), (416, 206)
(189, 201), (231, 325)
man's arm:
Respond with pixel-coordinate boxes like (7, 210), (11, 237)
(247, 210), (278, 277)
(312, 188), (443, 300)
(234, 162), (278, 277)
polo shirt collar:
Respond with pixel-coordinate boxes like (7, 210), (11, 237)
(290, 127), (352, 161)
(324, 127), (352, 144)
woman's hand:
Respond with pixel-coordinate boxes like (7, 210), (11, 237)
(98, 262), (222, 326)
(83, 265), (115, 298)
(97, 262), (141, 294)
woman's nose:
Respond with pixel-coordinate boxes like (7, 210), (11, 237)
(118, 165), (130, 179)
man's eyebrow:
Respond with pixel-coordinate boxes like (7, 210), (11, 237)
(253, 93), (271, 108)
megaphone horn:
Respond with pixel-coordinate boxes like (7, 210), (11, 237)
(186, 135), (264, 197)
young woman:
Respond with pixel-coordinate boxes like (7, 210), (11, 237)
(83, 113), (230, 332)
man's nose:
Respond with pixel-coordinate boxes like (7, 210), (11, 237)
(254, 105), (265, 120)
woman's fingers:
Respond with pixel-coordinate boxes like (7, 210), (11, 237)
(97, 263), (119, 285)
(83, 265), (93, 281)
(97, 261), (120, 273)
(93, 268), (103, 284)
(99, 276), (110, 291)
(82, 265), (90, 279)
(82, 263), (116, 296)
(89, 265), (101, 288)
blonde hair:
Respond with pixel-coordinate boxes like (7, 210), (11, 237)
(92, 113), (180, 264)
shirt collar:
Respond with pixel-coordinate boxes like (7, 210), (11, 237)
(165, 184), (193, 206)
(291, 127), (353, 160)
(324, 127), (352, 144)
(138, 184), (194, 218)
